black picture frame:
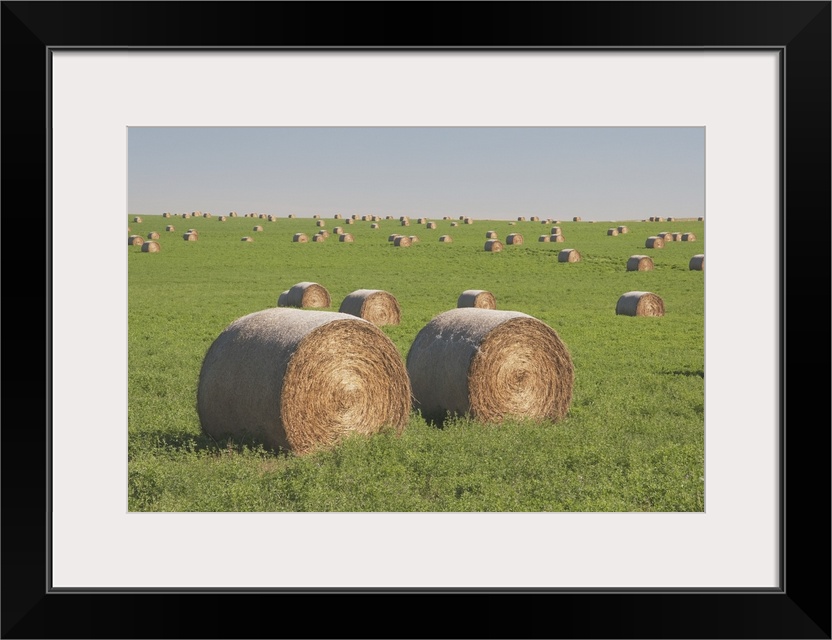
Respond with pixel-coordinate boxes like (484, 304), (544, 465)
(3, 2), (829, 638)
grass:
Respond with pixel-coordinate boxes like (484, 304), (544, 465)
(128, 214), (704, 512)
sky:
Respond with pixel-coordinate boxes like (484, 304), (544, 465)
(128, 127), (704, 222)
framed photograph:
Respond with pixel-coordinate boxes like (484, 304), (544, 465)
(4, 2), (829, 638)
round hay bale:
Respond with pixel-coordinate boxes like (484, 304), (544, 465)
(316, 220), (325, 227)
(204, 212), (212, 218)
(486, 230), (498, 239)
(426, 222), (437, 229)
(617, 226), (629, 234)
(288, 214), (295, 219)
(268, 215), (277, 222)
(333, 226), (345, 235)
(538, 235), (551, 243)
(133, 216), (143, 223)
(277, 290), (290, 306)
(284, 282), (331, 308)
(229, 211), (238, 217)
(183, 232), (198, 242)
(406, 308), (574, 425)
(439, 235), (453, 243)
(457, 290), (496, 309)
(506, 233), (524, 245)
(450, 222), (459, 227)
(573, 216), (582, 222)
(339, 289), (402, 326)
(689, 254), (705, 271)
(697, 217), (704, 222)
(317, 229), (330, 239)
(517, 216), (526, 221)
(187, 228), (199, 235)
(241, 236), (253, 242)
(682, 232), (697, 242)
(417, 217), (427, 225)
(181, 213), (190, 219)
(293, 233), (309, 243)
(313, 214), (321, 219)
(128, 235), (144, 246)
(344, 218), (354, 224)
(645, 236), (665, 249)
(400, 216), (410, 222)
(197, 308), (411, 455)
(616, 291), (665, 317)
(550, 234), (565, 243)
(218, 216), (228, 222)
(333, 213), (342, 219)
(464, 217), (473, 224)
(370, 223), (380, 229)
(551, 226), (562, 235)
(147, 231), (160, 240)
(508, 221), (516, 226)
(655, 216), (665, 222)
(667, 217), (674, 222)
(408, 235), (420, 243)
(401, 220), (410, 227)
(394, 236), (412, 247)
(371, 215), (380, 222)
(607, 228), (619, 236)
(388, 234), (401, 242)
(626, 255), (654, 271)
(656, 232), (673, 241)
(387, 216), (395, 220)
(484, 239), (503, 252)
(649, 217), (655, 222)
(558, 249), (581, 262)
(312, 234), (326, 242)
(140, 240), (160, 252)
(361, 215), (369, 222)
(459, 216), (465, 221)
(192, 211), (201, 217)
(162, 212), (171, 218)
(443, 216), (451, 221)
(165, 225), (175, 232)
(530, 216), (540, 222)
(338, 233), (354, 243)
(253, 225), (264, 232)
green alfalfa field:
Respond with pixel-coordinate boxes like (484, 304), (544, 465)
(128, 214), (704, 512)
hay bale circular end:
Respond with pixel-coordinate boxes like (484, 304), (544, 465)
(626, 255), (654, 271)
(617, 226), (629, 234)
(457, 290), (497, 310)
(253, 225), (264, 232)
(408, 235), (420, 243)
(312, 234), (326, 242)
(147, 231), (160, 240)
(197, 308), (411, 455)
(607, 228), (619, 236)
(616, 291), (665, 317)
(689, 254), (705, 271)
(141, 240), (160, 252)
(439, 235), (453, 243)
(394, 236), (412, 247)
(646, 236), (665, 249)
(293, 233), (309, 243)
(165, 225), (175, 232)
(682, 232), (697, 242)
(133, 216), (143, 223)
(339, 233), (354, 243)
(406, 308), (573, 425)
(558, 249), (581, 262)
(538, 235), (551, 243)
(484, 240), (503, 252)
(339, 289), (402, 326)
(283, 282), (331, 308)
(128, 235), (144, 246)
(506, 233), (524, 245)
(183, 233), (198, 242)
(241, 236), (253, 242)
(550, 234), (565, 243)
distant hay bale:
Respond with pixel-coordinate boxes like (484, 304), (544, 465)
(573, 216), (582, 222)
(203, 213), (212, 218)
(682, 233), (697, 242)
(133, 216), (143, 223)
(254, 226), (264, 232)
(464, 217), (473, 224)
(551, 226), (562, 235)
(361, 215), (369, 222)
(187, 228), (199, 235)
(339, 289), (402, 326)
(333, 226), (345, 235)
(162, 212), (171, 218)
(241, 236), (253, 242)
(334, 214), (342, 219)
(655, 217), (665, 222)
(387, 216), (395, 220)
(192, 211), (202, 217)
(283, 282), (331, 308)
(287, 214), (295, 219)
(316, 230), (330, 239)
(426, 222), (437, 229)
(389, 234), (402, 242)
(616, 291), (665, 317)
(486, 230), (498, 239)
(506, 233), (524, 245)
(550, 234), (565, 243)
(141, 241), (160, 253)
(312, 234), (326, 242)
(400, 216), (410, 222)
(649, 217), (656, 222)
(218, 216), (227, 222)
(439, 235), (453, 243)
(371, 223), (380, 229)
(197, 308), (411, 455)
(128, 235), (144, 246)
(147, 231), (160, 240)
(338, 233), (354, 243)
(394, 236), (412, 247)
(508, 221), (516, 226)
(672, 232), (684, 242)
(530, 216), (540, 222)
(484, 240), (503, 252)
(689, 254), (705, 271)
(268, 215), (277, 222)
(417, 217), (427, 224)
(408, 235), (420, 243)
(313, 214), (321, 219)
(316, 220), (325, 227)
(558, 249), (581, 262)
(457, 289), (497, 309)
(229, 211), (238, 217)
(450, 222), (459, 227)
(459, 216), (465, 221)
(667, 217), (674, 222)
(617, 225), (629, 234)
(645, 236), (665, 249)
(607, 228), (619, 236)
(182, 213), (190, 219)
(183, 232), (198, 242)
(292, 233), (309, 243)
(371, 215), (380, 222)
(697, 217), (704, 222)
(352, 215), (359, 220)
(517, 216), (526, 221)
(442, 216), (451, 221)
(344, 218), (354, 224)
(538, 235), (551, 243)
(401, 220), (410, 227)
(626, 255), (654, 271)
(406, 308), (574, 425)
(258, 214), (266, 219)
(165, 225), (175, 232)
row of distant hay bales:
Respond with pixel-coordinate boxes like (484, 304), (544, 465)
(648, 216), (705, 222)
(645, 232), (696, 248)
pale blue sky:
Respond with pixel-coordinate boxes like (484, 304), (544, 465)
(128, 127), (704, 221)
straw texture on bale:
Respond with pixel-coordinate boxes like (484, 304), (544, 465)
(517, 216), (526, 221)
(165, 225), (175, 232)
(439, 235), (453, 243)
(484, 240), (503, 252)
(457, 290), (496, 310)
(401, 220), (410, 227)
(254, 226), (264, 232)
(147, 231), (160, 240)
(312, 234), (326, 242)
(672, 233), (683, 242)
(408, 235), (420, 243)
(550, 234), (565, 243)
(230, 211), (238, 217)
(284, 282), (331, 308)
(219, 216), (227, 222)
(558, 249), (581, 262)
(197, 309), (411, 455)
(657, 231), (673, 241)
(682, 233), (697, 242)
(182, 213), (190, 219)
(426, 222), (437, 229)
(187, 228), (199, 235)
(339, 289), (402, 326)
(241, 236), (253, 242)
(183, 233), (198, 242)
(506, 233), (524, 245)
(141, 241), (160, 252)
(573, 216), (582, 221)
(551, 226), (562, 235)
(313, 214), (321, 219)
(417, 218), (426, 224)
(538, 235), (551, 242)
(344, 218), (354, 224)
(450, 222), (458, 227)
(162, 212), (171, 218)
(689, 254), (705, 271)
(316, 229), (330, 238)
(464, 217), (473, 224)
(334, 214), (342, 219)
(133, 216), (143, 223)
(617, 226), (629, 234)
(371, 223), (380, 229)
(486, 231), (498, 239)
(646, 236), (665, 249)
(333, 227), (345, 235)
(128, 235), (144, 246)
(626, 255), (655, 271)
(607, 228), (619, 236)
(616, 291), (665, 317)
(406, 308), (573, 425)
(394, 236), (412, 247)
(293, 233), (309, 243)
(316, 220), (325, 227)
(338, 233), (354, 243)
